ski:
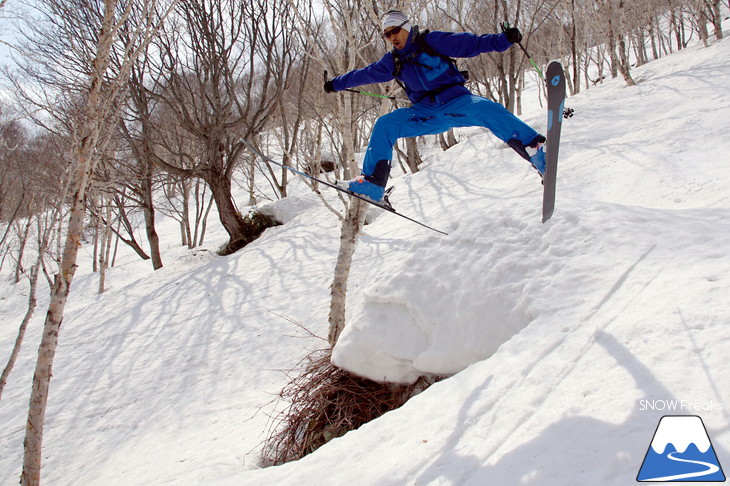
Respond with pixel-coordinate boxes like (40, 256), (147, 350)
(241, 139), (448, 236)
(542, 60), (566, 223)
(337, 184), (448, 235)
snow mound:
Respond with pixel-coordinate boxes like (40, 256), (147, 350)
(258, 193), (320, 224)
(333, 206), (543, 384)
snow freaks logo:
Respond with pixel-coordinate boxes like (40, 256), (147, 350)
(637, 415), (726, 482)
(639, 400), (725, 412)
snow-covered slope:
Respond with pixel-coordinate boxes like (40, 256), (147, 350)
(1, 34), (729, 486)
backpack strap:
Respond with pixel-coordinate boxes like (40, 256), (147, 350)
(417, 29), (459, 67)
(391, 27), (470, 101)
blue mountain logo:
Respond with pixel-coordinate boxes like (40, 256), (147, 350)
(637, 415), (726, 482)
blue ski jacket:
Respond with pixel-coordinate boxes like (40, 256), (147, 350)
(331, 29), (513, 106)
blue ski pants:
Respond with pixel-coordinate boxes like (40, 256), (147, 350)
(362, 94), (540, 181)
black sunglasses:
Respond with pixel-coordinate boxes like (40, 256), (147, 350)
(383, 20), (407, 39)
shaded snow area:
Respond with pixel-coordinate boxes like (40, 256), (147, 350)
(1, 35), (730, 486)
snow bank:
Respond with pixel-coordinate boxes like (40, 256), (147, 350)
(258, 193), (320, 224)
(332, 208), (541, 384)
(243, 182), (730, 486)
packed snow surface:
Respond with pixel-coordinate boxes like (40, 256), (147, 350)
(1, 34), (730, 486)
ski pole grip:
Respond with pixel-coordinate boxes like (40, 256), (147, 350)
(501, 23), (545, 81)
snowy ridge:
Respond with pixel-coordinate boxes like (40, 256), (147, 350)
(1, 33), (729, 486)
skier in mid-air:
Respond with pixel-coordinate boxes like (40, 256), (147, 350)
(324, 10), (546, 203)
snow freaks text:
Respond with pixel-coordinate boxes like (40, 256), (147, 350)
(639, 400), (725, 412)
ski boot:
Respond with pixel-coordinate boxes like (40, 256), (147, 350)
(344, 175), (385, 203)
(528, 143), (546, 178)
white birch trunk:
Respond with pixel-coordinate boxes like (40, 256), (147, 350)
(20, 0), (179, 478)
(21, 3), (120, 483)
(22, 128), (102, 486)
(327, 48), (364, 347)
(98, 200), (113, 293)
(327, 199), (367, 346)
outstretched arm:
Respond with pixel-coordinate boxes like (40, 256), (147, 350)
(424, 30), (515, 58)
(326, 53), (396, 92)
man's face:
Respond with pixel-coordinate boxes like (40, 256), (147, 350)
(384, 24), (409, 50)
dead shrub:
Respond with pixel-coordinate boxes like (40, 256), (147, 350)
(218, 210), (281, 255)
(261, 349), (436, 466)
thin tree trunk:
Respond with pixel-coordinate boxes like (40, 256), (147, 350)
(439, 128), (458, 151)
(405, 138), (421, 174)
(22, 137), (100, 486)
(92, 200), (100, 273)
(327, 83), (365, 347)
(14, 217), (32, 283)
(617, 35), (636, 86)
(196, 193), (214, 247)
(98, 202), (113, 293)
(181, 179), (192, 248)
(112, 196), (151, 260)
(328, 199), (367, 346)
(710, 0), (723, 39)
(142, 147), (163, 269)
(0, 252), (42, 400)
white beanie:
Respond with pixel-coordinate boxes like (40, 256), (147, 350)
(382, 10), (411, 33)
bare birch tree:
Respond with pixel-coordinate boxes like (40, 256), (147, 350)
(0, 127), (69, 402)
(13, 1), (179, 484)
(287, 0), (385, 346)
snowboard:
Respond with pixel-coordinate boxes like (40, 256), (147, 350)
(542, 61), (566, 223)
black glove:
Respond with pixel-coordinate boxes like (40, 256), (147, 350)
(324, 79), (336, 93)
(504, 26), (522, 44)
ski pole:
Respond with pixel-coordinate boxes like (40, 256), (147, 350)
(517, 44), (545, 81)
(324, 70), (410, 103)
(343, 88), (410, 103)
(242, 137), (337, 188)
(501, 22), (544, 81)
(501, 23), (574, 118)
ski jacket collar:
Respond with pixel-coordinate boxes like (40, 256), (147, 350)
(393, 29), (417, 57)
